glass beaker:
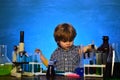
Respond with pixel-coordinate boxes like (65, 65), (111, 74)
(0, 45), (12, 76)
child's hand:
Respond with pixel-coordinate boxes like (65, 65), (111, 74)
(35, 48), (48, 67)
(35, 48), (42, 55)
(86, 44), (97, 52)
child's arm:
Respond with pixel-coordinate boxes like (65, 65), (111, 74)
(78, 44), (96, 55)
(39, 53), (48, 67)
(35, 48), (48, 67)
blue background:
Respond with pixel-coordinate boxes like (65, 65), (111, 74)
(0, 0), (120, 69)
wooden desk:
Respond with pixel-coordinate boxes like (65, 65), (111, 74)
(0, 75), (83, 80)
(1, 75), (120, 80)
(0, 75), (104, 80)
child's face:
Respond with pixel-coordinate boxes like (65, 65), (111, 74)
(59, 41), (73, 50)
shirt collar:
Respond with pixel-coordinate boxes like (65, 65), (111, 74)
(58, 45), (75, 51)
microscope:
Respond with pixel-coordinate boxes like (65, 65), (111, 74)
(13, 31), (28, 72)
(11, 31), (33, 77)
(16, 31), (28, 62)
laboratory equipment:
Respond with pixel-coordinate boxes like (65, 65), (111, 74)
(0, 45), (12, 76)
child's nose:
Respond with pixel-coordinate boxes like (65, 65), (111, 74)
(66, 42), (71, 45)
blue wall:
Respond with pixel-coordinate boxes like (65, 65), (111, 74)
(0, 0), (120, 68)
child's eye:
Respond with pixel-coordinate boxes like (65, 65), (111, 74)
(61, 40), (67, 42)
(62, 39), (73, 42)
(63, 41), (67, 42)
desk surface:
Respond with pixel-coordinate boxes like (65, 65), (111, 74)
(0, 75), (105, 80)
(0, 75), (119, 80)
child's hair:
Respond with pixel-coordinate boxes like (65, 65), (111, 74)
(54, 23), (77, 43)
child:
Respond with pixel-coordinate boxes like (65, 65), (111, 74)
(37, 23), (93, 72)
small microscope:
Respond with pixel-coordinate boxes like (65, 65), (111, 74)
(17, 31), (28, 62)
(11, 31), (29, 77)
